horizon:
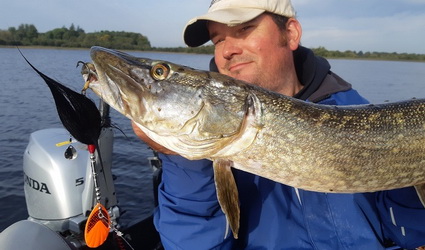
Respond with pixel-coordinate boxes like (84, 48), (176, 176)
(1, 0), (424, 54)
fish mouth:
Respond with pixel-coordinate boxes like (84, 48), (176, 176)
(80, 58), (130, 118)
(83, 47), (153, 118)
(79, 61), (98, 94)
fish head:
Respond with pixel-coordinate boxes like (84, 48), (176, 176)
(89, 46), (213, 136)
(87, 47), (259, 159)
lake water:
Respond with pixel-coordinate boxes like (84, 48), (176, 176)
(0, 47), (424, 231)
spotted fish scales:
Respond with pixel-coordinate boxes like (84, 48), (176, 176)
(84, 46), (425, 238)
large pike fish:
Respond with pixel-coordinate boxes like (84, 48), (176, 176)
(84, 46), (425, 238)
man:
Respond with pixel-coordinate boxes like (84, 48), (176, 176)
(133, 0), (425, 249)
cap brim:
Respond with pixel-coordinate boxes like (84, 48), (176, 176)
(183, 8), (265, 47)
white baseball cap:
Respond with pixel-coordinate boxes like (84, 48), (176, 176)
(183, 0), (296, 47)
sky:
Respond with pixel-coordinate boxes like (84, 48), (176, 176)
(1, 0), (424, 54)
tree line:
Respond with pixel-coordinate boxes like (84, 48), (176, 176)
(0, 24), (151, 50)
(1, 24), (424, 61)
(155, 45), (425, 61)
(311, 46), (425, 62)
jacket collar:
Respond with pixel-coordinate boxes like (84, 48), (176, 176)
(293, 46), (331, 101)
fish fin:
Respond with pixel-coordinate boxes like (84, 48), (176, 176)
(213, 159), (240, 239)
(414, 184), (425, 208)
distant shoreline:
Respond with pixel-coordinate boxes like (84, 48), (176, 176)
(2, 45), (424, 63)
(2, 24), (423, 62)
(0, 45), (198, 55)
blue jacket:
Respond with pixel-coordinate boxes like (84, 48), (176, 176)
(154, 48), (425, 249)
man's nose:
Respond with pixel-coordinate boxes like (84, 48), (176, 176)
(222, 37), (243, 60)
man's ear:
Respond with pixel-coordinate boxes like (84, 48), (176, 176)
(286, 18), (302, 51)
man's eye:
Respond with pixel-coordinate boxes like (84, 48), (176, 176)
(241, 25), (253, 32)
(213, 38), (224, 45)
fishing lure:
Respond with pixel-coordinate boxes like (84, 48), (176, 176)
(19, 50), (127, 248)
(84, 144), (110, 248)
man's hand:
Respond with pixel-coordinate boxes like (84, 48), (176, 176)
(131, 121), (177, 155)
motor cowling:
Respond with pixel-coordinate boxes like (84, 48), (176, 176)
(0, 220), (76, 250)
(23, 128), (89, 220)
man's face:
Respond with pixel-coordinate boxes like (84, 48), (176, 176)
(208, 14), (300, 95)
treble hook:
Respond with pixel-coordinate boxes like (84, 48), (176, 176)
(77, 61), (97, 95)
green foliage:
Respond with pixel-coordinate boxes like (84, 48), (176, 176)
(311, 46), (425, 62)
(157, 45), (425, 61)
(1, 24), (424, 61)
(2, 24), (39, 45)
(0, 24), (151, 50)
(150, 45), (215, 54)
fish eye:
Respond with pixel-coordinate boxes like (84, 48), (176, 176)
(151, 63), (170, 80)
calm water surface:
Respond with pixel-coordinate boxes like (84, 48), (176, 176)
(0, 47), (424, 231)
